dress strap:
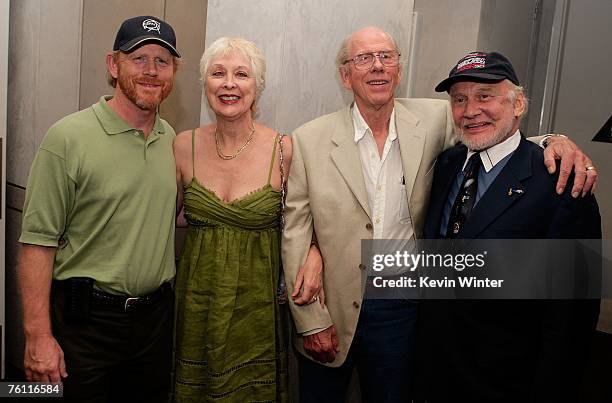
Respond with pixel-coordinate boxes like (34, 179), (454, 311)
(267, 133), (281, 185)
(191, 128), (196, 179)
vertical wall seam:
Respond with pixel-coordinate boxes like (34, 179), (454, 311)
(198, 1), (208, 132)
(0, 0), (9, 381)
(405, 10), (420, 98)
(76, 0), (84, 110)
(537, 0), (568, 133)
(547, 0), (570, 132)
(277, 0), (289, 132)
(34, 0), (41, 155)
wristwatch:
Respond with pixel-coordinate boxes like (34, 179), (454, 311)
(542, 133), (568, 147)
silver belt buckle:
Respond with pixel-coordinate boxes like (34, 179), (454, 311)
(124, 297), (140, 311)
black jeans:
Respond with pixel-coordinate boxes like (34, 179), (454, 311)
(52, 284), (174, 403)
(299, 299), (418, 403)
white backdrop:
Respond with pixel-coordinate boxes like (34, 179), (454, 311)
(201, 0), (415, 134)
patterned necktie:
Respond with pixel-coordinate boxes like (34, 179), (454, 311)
(446, 153), (481, 238)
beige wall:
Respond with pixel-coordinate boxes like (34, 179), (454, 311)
(477, 0), (537, 84)
(79, 0), (207, 133)
(8, 0), (83, 187)
(411, 0), (483, 99)
(203, 0), (416, 134)
(162, 2), (208, 133)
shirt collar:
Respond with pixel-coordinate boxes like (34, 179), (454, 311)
(92, 96), (166, 136)
(464, 130), (521, 172)
(352, 103), (397, 143)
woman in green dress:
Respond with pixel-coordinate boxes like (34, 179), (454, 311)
(172, 37), (322, 402)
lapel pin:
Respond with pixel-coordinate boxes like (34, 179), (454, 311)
(507, 188), (524, 196)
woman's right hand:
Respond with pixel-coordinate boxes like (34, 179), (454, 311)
(292, 244), (324, 306)
(176, 206), (188, 227)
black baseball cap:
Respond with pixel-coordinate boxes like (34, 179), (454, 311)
(435, 51), (519, 92)
(113, 16), (181, 58)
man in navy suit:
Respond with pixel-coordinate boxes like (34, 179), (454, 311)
(417, 52), (601, 402)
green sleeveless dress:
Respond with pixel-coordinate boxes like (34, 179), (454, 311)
(173, 131), (288, 402)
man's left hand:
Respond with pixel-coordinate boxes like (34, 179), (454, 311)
(543, 135), (598, 197)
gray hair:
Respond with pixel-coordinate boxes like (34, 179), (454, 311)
(336, 27), (400, 70)
(199, 37), (266, 108)
(509, 83), (529, 118)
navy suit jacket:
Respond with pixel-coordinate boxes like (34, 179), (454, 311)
(417, 137), (601, 403)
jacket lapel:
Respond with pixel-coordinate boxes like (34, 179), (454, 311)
(460, 138), (532, 238)
(330, 105), (372, 220)
(395, 101), (427, 207)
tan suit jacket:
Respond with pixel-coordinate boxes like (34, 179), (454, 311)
(282, 98), (455, 366)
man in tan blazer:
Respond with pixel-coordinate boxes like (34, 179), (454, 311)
(282, 26), (597, 403)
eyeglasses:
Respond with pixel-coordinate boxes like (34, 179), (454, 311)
(343, 51), (401, 70)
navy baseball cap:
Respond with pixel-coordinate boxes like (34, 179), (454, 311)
(113, 16), (181, 58)
(435, 51), (519, 92)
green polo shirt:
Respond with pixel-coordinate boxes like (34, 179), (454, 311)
(20, 96), (177, 296)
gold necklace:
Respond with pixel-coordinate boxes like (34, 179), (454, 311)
(214, 125), (256, 160)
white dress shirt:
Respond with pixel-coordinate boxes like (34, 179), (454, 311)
(353, 104), (414, 241)
(463, 130), (521, 172)
(301, 105), (415, 336)
(439, 130), (522, 237)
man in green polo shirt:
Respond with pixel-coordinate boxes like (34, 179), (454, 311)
(18, 16), (180, 402)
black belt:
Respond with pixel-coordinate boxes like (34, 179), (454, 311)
(91, 282), (172, 312)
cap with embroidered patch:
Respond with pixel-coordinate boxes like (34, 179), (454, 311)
(113, 16), (181, 58)
(435, 51), (518, 92)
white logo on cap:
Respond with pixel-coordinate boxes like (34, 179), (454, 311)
(457, 57), (486, 72)
(142, 19), (161, 34)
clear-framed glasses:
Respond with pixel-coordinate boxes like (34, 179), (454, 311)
(343, 51), (401, 70)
